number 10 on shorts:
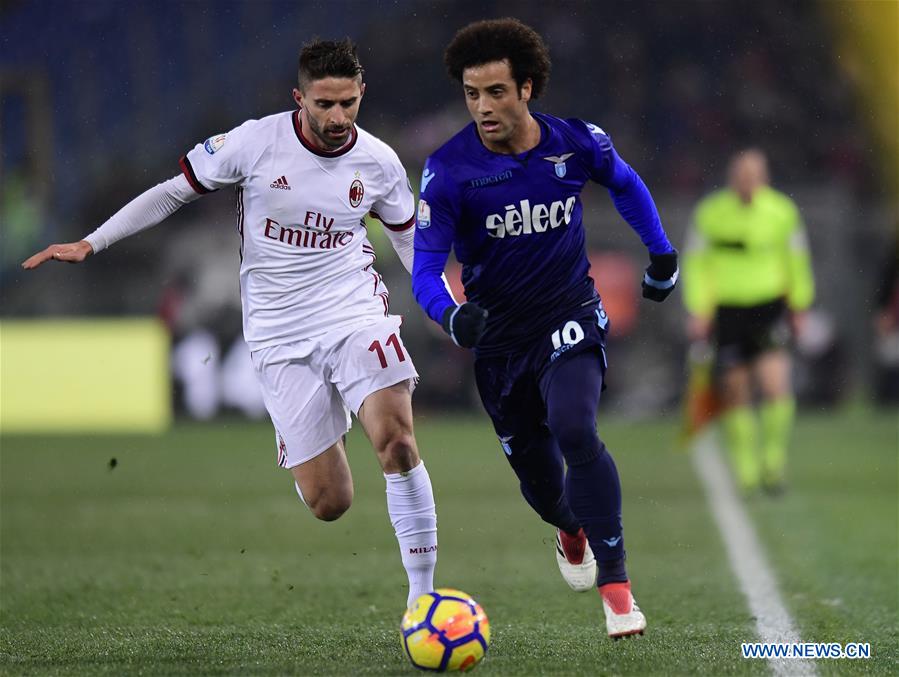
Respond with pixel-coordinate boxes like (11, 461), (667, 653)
(551, 321), (585, 350)
(368, 333), (406, 368)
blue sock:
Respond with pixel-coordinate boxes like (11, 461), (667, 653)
(544, 349), (628, 584)
(502, 425), (581, 535)
(564, 445), (626, 574)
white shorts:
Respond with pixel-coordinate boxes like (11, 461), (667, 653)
(250, 315), (418, 469)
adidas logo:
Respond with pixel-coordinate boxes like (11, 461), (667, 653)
(270, 175), (291, 190)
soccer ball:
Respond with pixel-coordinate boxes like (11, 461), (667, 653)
(400, 588), (490, 672)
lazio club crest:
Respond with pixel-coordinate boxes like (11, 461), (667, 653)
(543, 153), (574, 179)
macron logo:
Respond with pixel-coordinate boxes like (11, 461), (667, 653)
(270, 175), (291, 190)
(420, 168), (435, 193)
(602, 536), (622, 547)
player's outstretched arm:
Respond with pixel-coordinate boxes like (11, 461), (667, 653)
(22, 241), (94, 269)
(22, 174), (200, 272)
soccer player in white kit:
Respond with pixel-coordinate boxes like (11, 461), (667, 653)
(23, 39), (438, 610)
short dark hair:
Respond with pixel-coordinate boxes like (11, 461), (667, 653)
(444, 18), (551, 99)
(297, 38), (364, 90)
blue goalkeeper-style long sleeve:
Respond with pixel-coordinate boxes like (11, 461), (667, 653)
(412, 248), (455, 325)
(604, 151), (674, 256)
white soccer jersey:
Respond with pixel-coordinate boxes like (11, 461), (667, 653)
(179, 110), (415, 351)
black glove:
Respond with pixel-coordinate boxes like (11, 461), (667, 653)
(442, 302), (488, 348)
(642, 250), (679, 302)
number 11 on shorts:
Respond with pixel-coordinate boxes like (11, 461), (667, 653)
(368, 333), (406, 369)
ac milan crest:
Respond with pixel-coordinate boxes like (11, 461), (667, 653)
(349, 178), (364, 208)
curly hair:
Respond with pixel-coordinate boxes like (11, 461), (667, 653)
(444, 18), (551, 99)
(298, 38), (364, 90)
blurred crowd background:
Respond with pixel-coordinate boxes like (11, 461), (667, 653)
(2, 0), (897, 420)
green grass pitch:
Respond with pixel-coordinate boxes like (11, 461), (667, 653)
(1, 407), (896, 675)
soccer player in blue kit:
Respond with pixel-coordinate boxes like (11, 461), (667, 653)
(412, 19), (678, 638)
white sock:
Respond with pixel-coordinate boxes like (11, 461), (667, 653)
(385, 460), (438, 609)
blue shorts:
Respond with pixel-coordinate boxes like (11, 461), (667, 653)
(473, 303), (609, 437)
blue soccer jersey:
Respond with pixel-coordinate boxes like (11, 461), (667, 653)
(412, 112), (673, 356)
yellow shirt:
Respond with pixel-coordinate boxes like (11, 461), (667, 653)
(682, 186), (815, 317)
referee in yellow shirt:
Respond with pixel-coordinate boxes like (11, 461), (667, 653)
(683, 149), (815, 494)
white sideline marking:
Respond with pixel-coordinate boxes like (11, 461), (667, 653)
(691, 430), (816, 677)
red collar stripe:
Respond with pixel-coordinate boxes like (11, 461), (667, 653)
(293, 110), (358, 158)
